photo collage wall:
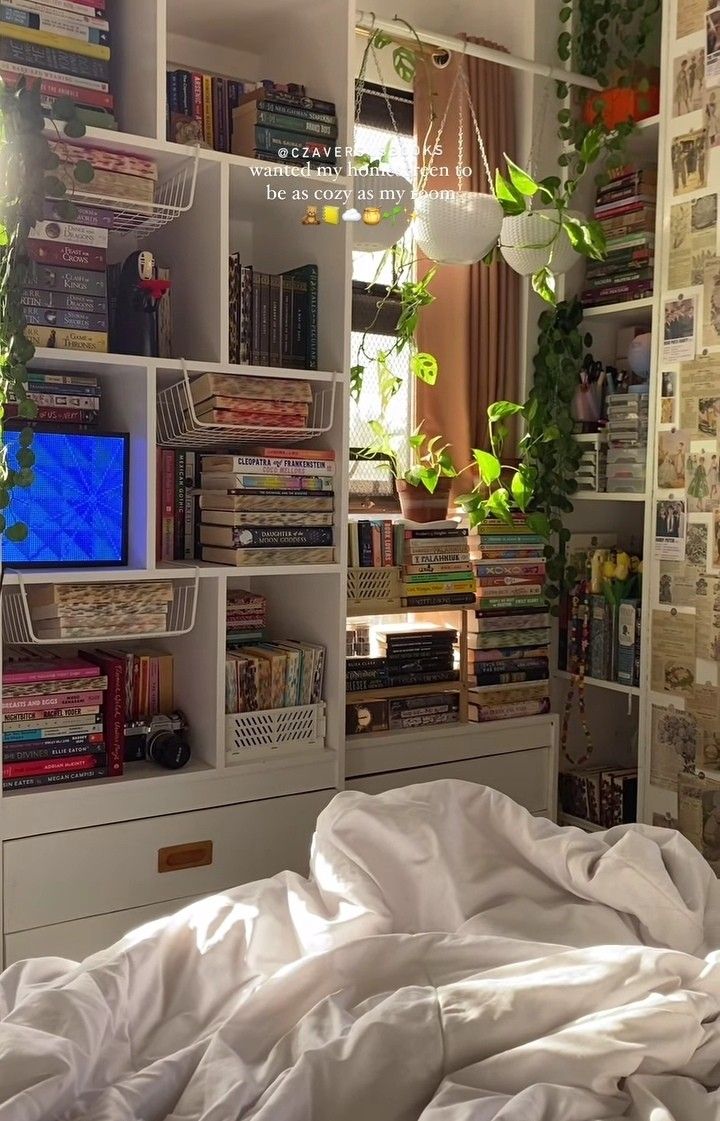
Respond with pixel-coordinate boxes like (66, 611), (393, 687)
(651, 0), (720, 866)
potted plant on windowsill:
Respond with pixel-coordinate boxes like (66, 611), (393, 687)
(363, 420), (458, 522)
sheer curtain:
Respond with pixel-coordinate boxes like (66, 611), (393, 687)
(414, 37), (520, 485)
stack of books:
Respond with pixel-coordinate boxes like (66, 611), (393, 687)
(5, 368), (101, 427)
(582, 164), (656, 308)
(226, 590), (267, 646)
(467, 519), (550, 723)
(560, 766), (638, 826)
(605, 393), (649, 493)
(228, 260), (318, 370)
(0, 0), (116, 130)
(196, 448), (335, 567)
(166, 68), (261, 149)
(400, 522), (476, 609)
(225, 639), (325, 713)
(25, 581), (174, 639)
(232, 86), (337, 169)
(2, 649), (110, 791)
(189, 372), (314, 428)
(345, 690), (460, 736)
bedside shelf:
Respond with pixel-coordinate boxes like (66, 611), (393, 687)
(583, 297), (654, 322)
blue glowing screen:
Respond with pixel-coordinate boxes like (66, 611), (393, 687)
(3, 429), (129, 567)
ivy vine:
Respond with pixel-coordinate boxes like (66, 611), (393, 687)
(0, 77), (94, 541)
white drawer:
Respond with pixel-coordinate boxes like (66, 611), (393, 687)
(345, 749), (551, 813)
(4, 894), (200, 965)
(4, 789), (331, 932)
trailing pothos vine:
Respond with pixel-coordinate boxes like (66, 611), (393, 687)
(0, 77), (94, 542)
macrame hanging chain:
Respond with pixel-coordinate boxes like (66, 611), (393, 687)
(420, 51), (493, 194)
(355, 28), (415, 183)
(561, 580), (594, 767)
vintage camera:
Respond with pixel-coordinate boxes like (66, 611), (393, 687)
(124, 712), (191, 770)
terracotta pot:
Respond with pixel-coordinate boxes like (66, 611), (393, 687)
(396, 477), (451, 522)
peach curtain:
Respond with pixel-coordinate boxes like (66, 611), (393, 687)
(414, 37), (520, 486)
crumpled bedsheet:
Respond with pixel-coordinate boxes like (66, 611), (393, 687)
(1, 779), (720, 1120)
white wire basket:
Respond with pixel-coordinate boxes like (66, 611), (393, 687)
(72, 149), (199, 238)
(2, 572), (199, 645)
(157, 362), (338, 448)
(225, 702), (326, 763)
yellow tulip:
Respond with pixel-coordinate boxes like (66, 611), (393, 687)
(602, 559), (616, 580)
(615, 563), (629, 581)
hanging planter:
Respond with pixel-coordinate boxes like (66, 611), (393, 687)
(353, 171), (414, 253)
(414, 191), (502, 266)
(500, 208), (583, 277)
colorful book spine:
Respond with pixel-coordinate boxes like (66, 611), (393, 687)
(22, 326), (107, 353)
(22, 306), (108, 332)
(0, 33), (109, 80)
(3, 766), (108, 790)
(26, 239), (106, 270)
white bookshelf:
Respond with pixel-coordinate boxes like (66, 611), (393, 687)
(0, 0), (561, 966)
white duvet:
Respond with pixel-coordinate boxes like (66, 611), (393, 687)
(2, 780), (720, 1120)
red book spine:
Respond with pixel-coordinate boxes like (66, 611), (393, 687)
(161, 449), (175, 562)
(3, 753), (98, 779)
(149, 657), (159, 713)
(78, 651), (124, 776)
(155, 448), (162, 561)
(27, 240), (106, 270)
(0, 69), (114, 109)
(3, 689), (104, 713)
(382, 520), (394, 566)
(2, 661), (98, 685)
(5, 403), (97, 424)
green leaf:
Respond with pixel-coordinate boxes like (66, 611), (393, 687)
(5, 522), (28, 542)
(410, 351), (438, 385)
(494, 168), (526, 215)
(511, 467), (534, 512)
(51, 96), (77, 121)
(487, 487), (513, 525)
(43, 175), (66, 197)
(372, 30), (392, 48)
(487, 400), (523, 422)
(531, 266), (557, 305)
(0, 223), (7, 247)
(73, 159), (94, 184)
(504, 155), (539, 197)
(559, 5), (572, 20)
(527, 512), (551, 539)
(393, 46), (416, 84)
(350, 364), (364, 401)
(63, 117), (86, 139)
(472, 448), (501, 484)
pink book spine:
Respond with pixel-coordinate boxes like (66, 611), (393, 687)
(3, 690), (104, 713)
(2, 662), (98, 685)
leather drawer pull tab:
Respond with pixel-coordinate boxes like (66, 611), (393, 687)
(158, 840), (213, 873)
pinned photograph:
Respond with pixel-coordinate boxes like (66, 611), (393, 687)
(708, 5), (720, 88)
(686, 441), (718, 511)
(650, 704), (699, 789)
(656, 499), (687, 560)
(671, 129), (708, 196)
(674, 48), (705, 115)
(663, 296), (696, 361)
(703, 257), (720, 349)
(699, 395), (720, 435)
(706, 89), (720, 147)
(657, 429), (689, 490)
(662, 371), (676, 398)
(686, 519), (711, 568)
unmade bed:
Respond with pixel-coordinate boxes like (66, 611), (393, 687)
(1, 779), (719, 1119)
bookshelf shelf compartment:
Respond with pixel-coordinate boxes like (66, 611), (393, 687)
(2, 573), (200, 647)
(75, 149), (200, 238)
(156, 363), (337, 447)
(225, 702), (326, 764)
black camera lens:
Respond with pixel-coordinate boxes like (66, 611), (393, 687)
(147, 729), (191, 770)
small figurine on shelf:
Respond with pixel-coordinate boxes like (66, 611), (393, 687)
(111, 250), (171, 357)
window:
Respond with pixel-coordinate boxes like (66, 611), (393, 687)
(350, 86), (415, 497)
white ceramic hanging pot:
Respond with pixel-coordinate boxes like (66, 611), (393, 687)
(499, 208), (583, 276)
(352, 172), (414, 253)
(413, 191), (503, 265)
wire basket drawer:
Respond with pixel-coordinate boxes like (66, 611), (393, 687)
(225, 702), (326, 764)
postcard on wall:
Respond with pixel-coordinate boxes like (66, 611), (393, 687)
(700, 712), (720, 767)
(674, 48), (705, 116)
(655, 498), (687, 560)
(708, 6), (720, 88)
(686, 517), (712, 569)
(650, 704), (700, 790)
(678, 356), (720, 437)
(686, 438), (720, 511)
(695, 577), (720, 659)
(651, 608), (697, 700)
(703, 258), (720, 349)
(706, 89), (720, 147)
(678, 0), (707, 38)
(657, 428), (690, 490)
(652, 812), (679, 829)
(671, 130), (708, 196)
(690, 681), (720, 722)
(658, 562), (701, 608)
(678, 772), (720, 875)
(664, 296), (697, 361)
(668, 196), (717, 290)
